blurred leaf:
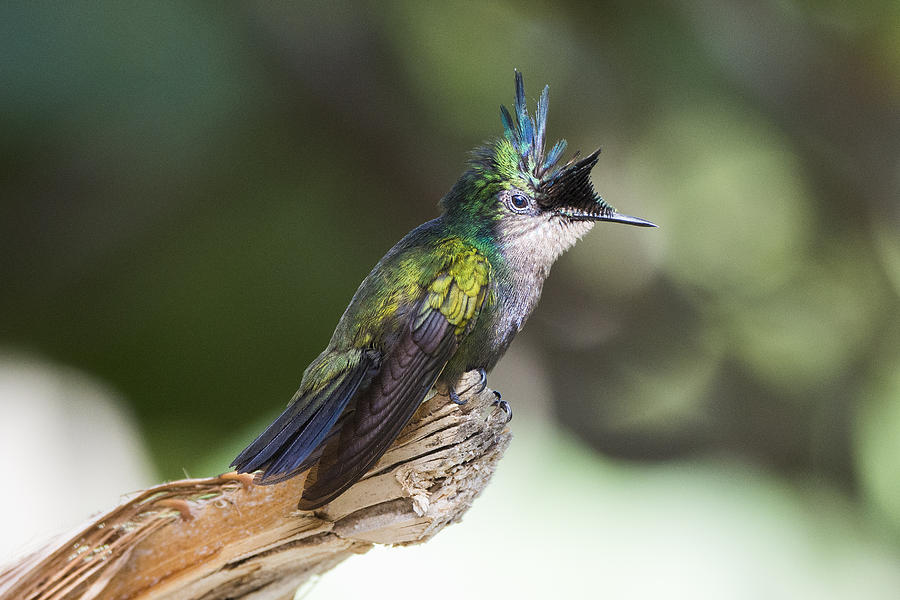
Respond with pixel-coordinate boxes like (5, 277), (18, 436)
(633, 101), (814, 303)
(855, 331), (900, 534)
(730, 235), (887, 392)
(380, 1), (580, 140)
(873, 214), (900, 300)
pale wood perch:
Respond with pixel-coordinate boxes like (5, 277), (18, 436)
(0, 372), (510, 600)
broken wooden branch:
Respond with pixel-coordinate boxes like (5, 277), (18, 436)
(0, 372), (510, 600)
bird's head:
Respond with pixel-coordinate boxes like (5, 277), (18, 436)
(441, 71), (655, 266)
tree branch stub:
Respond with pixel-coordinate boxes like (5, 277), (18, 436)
(0, 372), (511, 600)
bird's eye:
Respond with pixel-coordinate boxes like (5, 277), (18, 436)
(509, 193), (530, 211)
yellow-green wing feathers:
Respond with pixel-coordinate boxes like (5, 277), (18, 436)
(422, 244), (491, 336)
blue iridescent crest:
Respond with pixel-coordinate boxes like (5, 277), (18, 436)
(500, 70), (568, 181)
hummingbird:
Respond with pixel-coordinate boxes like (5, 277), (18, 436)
(232, 71), (655, 509)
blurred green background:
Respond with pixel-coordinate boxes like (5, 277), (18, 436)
(2, 1), (900, 598)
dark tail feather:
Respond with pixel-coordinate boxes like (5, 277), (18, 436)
(296, 384), (437, 509)
(231, 352), (376, 483)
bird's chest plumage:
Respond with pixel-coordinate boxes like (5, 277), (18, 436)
(441, 217), (593, 383)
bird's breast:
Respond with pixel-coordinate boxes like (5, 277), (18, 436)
(447, 268), (545, 378)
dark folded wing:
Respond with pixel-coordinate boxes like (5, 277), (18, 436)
(231, 348), (378, 484)
(298, 251), (491, 509)
(297, 308), (457, 508)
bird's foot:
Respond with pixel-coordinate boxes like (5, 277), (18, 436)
(474, 368), (487, 393)
(492, 390), (512, 423)
(449, 369), (488, 405)
(449, 387), (467, 405)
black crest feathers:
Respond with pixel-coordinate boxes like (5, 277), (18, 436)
(501, 70), (612, 216)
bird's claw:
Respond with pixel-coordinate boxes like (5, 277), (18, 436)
(475, 368), (487, 393)
(449, 387), (467, 405)
(449, 368), (487, 405)
(492, 390), (512, 422)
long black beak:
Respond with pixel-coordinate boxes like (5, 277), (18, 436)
(593, 211), (657, 227)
